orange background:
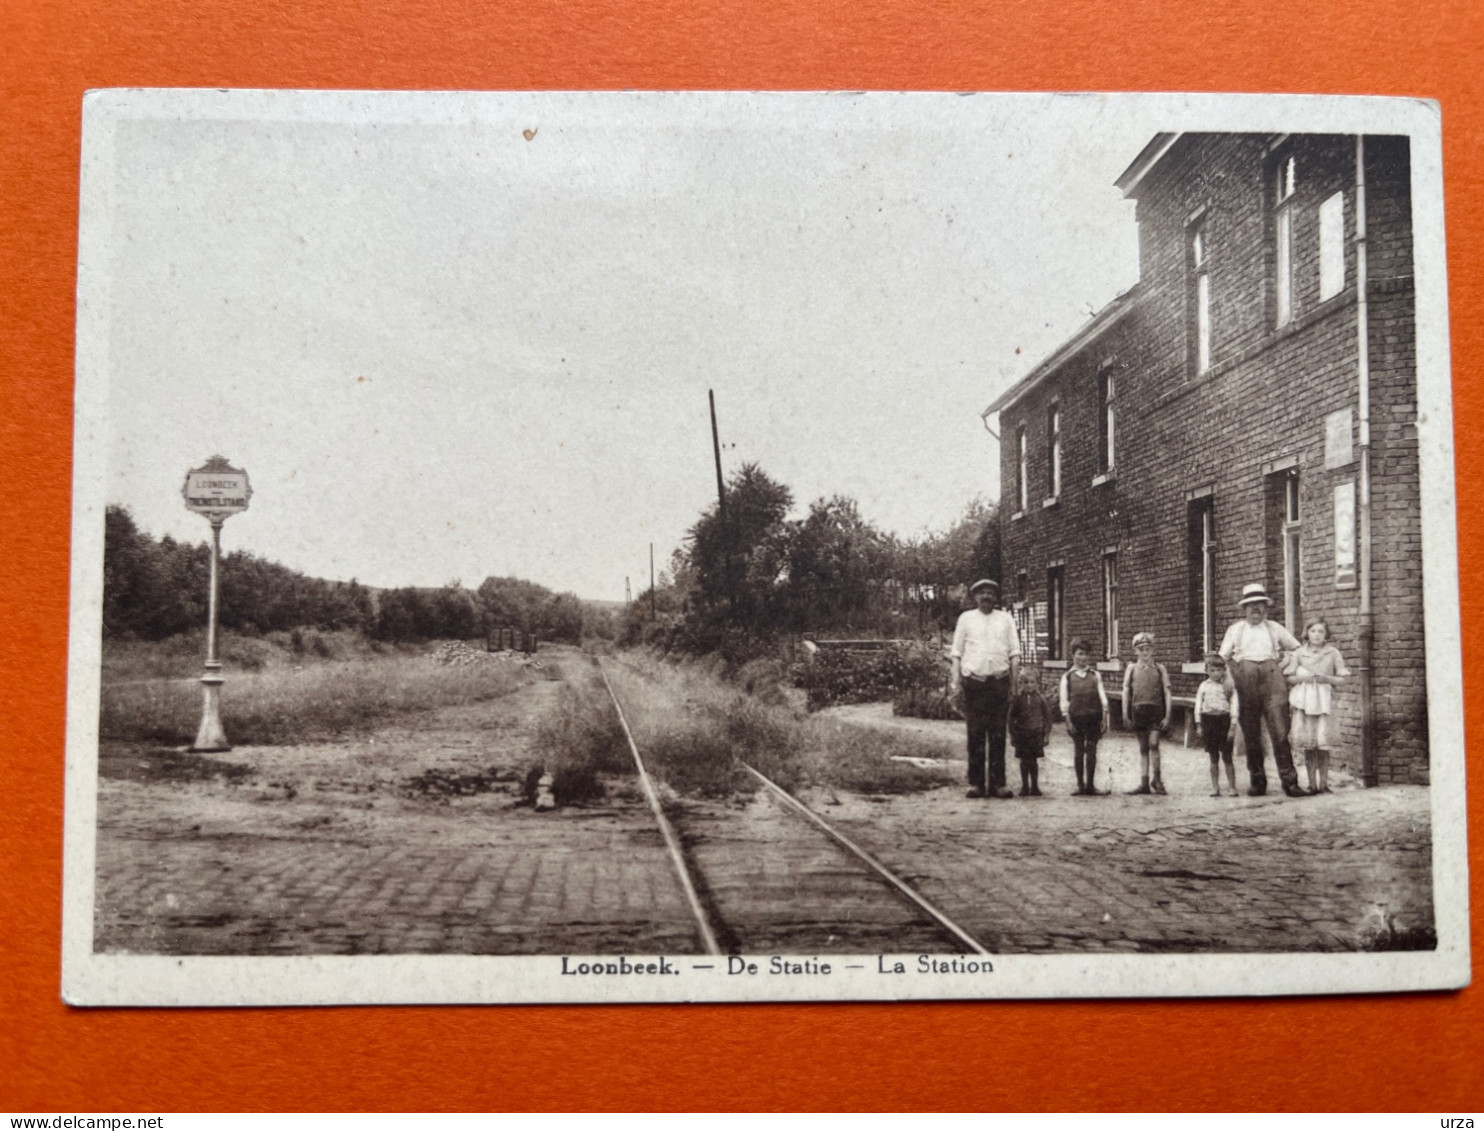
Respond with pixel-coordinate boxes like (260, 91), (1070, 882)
(2, 0), (1480, 1113)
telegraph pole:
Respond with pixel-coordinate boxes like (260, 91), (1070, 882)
(650, 542), (657, 620)
(709, 389), (734, 610)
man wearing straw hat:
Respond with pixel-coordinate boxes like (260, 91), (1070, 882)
(951, 578), (1020, 799)
(1219, 582), (1305, 798)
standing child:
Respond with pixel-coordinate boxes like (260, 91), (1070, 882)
(1122, 631), (1173, 795)
(1059, 639), (1110, 796)
(1008, 668), (1054, 796)
(1288, 619), (1350, 793)
(1194, 652), (1238, 797)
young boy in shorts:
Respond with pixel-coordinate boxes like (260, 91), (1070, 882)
(1059, 639), (1109, 796)
(1122, 631), (1172, 795)
(1194, 652), (1238, 797)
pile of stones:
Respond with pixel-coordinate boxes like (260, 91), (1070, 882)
(429, 640), (545, 670)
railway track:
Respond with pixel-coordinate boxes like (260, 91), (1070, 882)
(596, 659), (989, 957)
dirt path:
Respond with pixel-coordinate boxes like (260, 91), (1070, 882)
(94, 652), (702, 955)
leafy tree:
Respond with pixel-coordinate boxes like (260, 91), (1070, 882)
(373, 587), (421, 641)
(784, 494), (889, 630)
(685, 462), (793, 630)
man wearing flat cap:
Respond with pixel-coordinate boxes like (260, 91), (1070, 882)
(1219, 582), (1304, 797)
(951, 578), (1021, 799)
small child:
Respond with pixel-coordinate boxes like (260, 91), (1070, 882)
(1288, 619), (1350, 793)
(1193, 652), (1238, 797)
(1059, 639), (1109, 796)
(1122, 631), (1172, 795)
(1008, 668), (1054, 796)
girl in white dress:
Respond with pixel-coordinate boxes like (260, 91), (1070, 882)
(1288, 620), (1351, 794)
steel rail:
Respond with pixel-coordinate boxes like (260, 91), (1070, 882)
(596, 660), (722, 956)
(739, 762), (992, 956)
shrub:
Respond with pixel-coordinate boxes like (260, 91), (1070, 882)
(736, 658), (788, 705)
(797, 641), (948, 711)
(601, 653), (953, 798)
(892, 684), (963, 721)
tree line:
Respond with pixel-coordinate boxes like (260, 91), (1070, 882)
(102, 505), (599, 645)
(625, 462), (1000, 653)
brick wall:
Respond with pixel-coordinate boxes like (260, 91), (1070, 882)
(996, 133), (1425, 782)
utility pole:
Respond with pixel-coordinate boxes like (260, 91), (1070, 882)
(625, 576), (631, 605)
(650, 542), (656, 620)
(709, 389), (735, 611)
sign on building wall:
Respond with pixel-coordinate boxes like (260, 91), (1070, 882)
(1334, 479), (1357, 588)
(1325, 408), (1354, 469)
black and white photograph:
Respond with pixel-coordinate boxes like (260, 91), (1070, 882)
(62, 90), (1467, 1005)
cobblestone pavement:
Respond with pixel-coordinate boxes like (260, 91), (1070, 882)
(95, 662), (1434, 956)
(811, 704), (1434, 953)
(94, 656), (701, 955)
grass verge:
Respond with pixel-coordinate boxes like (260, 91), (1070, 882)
(603, 651), (956, 797)
(100, 650), (533, 746)
(527, 665), (633, 804)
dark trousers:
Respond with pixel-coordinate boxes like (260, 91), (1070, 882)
(1200, 712), (1234, 764)
(1230, 658), (1298, 792)
(1069, 711), (1101, 790)
(963, 674), (1011, 791)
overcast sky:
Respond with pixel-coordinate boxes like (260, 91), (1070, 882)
(97, 92), (1146, 600)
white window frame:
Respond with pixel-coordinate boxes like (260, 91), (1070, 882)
(1101, 551), (1119, 660)
(1275, 155), (1297, 328)
(1097, 368), (1116, 475)
(1046, 564), (1065, 661)
(1046, 401), (1062, 500)
(1192, 224), (1211, 374)
(1189, 494), (1216, 657)
(1319, 190), (1346, 301)
(1016, 424), (1028, 514)
(1283, 472), (1303, 635)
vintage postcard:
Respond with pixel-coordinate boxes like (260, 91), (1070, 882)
(63, 90), (1468, 1005)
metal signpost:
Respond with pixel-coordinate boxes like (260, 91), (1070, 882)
(181, 456), (252, 752)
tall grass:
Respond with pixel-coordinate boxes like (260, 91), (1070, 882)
(529, 668), (633, 804)
(99, 653), (532, 745)
(603, 652), (956, 797)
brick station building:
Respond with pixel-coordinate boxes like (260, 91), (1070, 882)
(985, 133), (1424, 785)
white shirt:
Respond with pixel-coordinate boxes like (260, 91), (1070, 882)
(1219, 617), (1300, 663)
(951, 608), (1020, 677)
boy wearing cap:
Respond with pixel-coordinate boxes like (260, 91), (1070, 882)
(1219, 583), (1304, 798)
(1121, 631), (1172, 795)
(951, 578), (1020, 799)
